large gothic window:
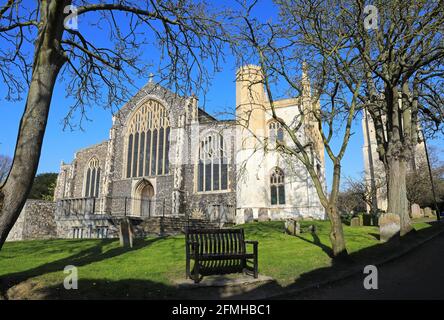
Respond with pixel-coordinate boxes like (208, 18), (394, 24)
(126, 100), (170, 178)
(197, 133), (228, 192)
(84, 157), (100, 198)
(270, 167), (285, 205)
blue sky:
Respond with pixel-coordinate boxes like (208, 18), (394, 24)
(0, 0), (442, 191)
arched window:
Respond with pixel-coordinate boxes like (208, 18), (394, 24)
(84, 157), (100, 198)
(270, 167), (285, 205)
(197, 133), (228, 192)
(269, 121), (284, 146)
(126, 99), (170, 178)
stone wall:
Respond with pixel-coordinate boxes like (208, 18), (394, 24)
(55, 211), (119, 239)
(6, 200), (57, 241)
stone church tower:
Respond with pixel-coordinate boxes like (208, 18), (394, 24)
(235, 64), (325, 223)
(362, 109), (427, 212)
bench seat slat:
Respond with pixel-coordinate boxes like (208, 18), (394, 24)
(190, 253), (256, 260)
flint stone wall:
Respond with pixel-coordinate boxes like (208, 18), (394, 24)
(6, 200), (57, 241)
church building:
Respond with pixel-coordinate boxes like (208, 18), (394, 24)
(50, 65), (326, 239)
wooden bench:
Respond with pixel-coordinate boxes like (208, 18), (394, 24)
(185, 228), (258, 283)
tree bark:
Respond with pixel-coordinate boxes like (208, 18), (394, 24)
(321, 160), (348, 258)
(0, 0), (68, 249)
(327, 204), (347, 257)
(383, 85), (413, 236)
(387, 156), (413, 236)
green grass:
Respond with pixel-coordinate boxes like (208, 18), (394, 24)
(0, 220), (436, 299)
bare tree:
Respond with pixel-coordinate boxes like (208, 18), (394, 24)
(268, 0), (444, 236)
(294, 0), (444, 234)
(0, 0), (228, 249)
(344, 173), (385, 214)
(353, 0), (444, 234)
(232, 1), (365, 258)
(0, 155), (12, 183)
(337, 188), (366, 216)
(406, 146), (444, 208)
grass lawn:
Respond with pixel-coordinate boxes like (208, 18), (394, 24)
(0, 220), (437, 299)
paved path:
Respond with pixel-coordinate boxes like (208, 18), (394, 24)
(288, 232), (444, 299)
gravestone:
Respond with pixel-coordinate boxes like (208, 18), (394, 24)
(285, 219), (300, 236)
(378, 213), (400, 242)
(350, 217), (361, 227)
(119, 218), (134, 248)
(307, 224), (317, 233)
(244, 208), (254, 223)
(424, 207), (433, 218)
(362, 214), (371, 226)
(258, 208), (269, 222)
(411, 203), (422, 219)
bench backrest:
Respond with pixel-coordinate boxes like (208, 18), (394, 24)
(185, 228), (246, 255)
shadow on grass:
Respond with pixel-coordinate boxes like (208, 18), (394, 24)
(295, 232), (334, 259)
(0, 237), (165, 298)
(2, 221), (443, 300)
(7, 278), (181, 300)
(228, 220), (443, 300)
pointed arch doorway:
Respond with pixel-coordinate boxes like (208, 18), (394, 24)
(132, 179), (154, 217)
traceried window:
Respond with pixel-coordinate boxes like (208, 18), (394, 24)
(269, 121), (284, 146)
(270, 167), (285, 205)
(197, 133), (228, 192)
(84, 157), (100, 198)
(126, 99), (170, 178)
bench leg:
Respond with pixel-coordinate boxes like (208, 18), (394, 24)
(253, 243), (258, 278)
(186, 257), (190, 279)
(194, 259), (200, 283)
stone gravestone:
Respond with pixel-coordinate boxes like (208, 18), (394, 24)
(258, 208), (269, 222)
(119, 218), (134, 248)
(244, 208), (254, 223)
(285, 219), (300, 236)
(424, 207), (433, 218)
(411, 203), (422, 219)
(378, 213), (400, 242)
(350, 217), (361, 227)
(362, 214), (370, 226)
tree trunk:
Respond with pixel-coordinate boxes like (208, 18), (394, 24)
(325, 161), (348, 258)
(387, 156), (413, 236)
(0, 0), (68, 249)
(327, 204), (348, 257)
